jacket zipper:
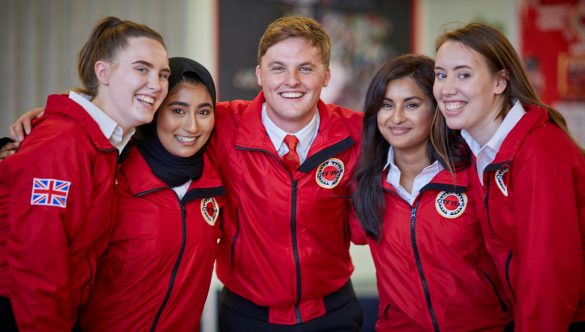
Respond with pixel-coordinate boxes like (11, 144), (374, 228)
(484, 174), (496, 234)
(477, 266), (508, 312)
(410, 197), (440, 332)
(150, 200), (188, 331)
(291, 180), (302, 324)
(505, 251), (516, 301)
(485, 172), (517, 302)
(230, 208), (240, 268)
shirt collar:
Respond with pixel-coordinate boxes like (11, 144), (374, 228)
(68, 91), (135, 152)
(384, 146), (443, 205)
(261, 103), (319, 151)
(461, 100), (526, 157)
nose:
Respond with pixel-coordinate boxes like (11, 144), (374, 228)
(184, 114), (198, 133)
(285, 70), (300, 86)
(438, 76), (456, 96)
(390, 107), (405, 124)
(148, 72), (164, 92)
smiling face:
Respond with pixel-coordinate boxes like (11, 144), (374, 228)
(433, 40), (507, 145)
(256, 37), (330, 133)
(94, 36), (170, 133)
(377, 76), (434, 157)
(156, 81), (214, 158)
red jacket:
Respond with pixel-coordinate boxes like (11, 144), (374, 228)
(363, 167), (511, 331)
(0, 94), (118, 331)
(472, 105), (585, 331)
(212, 92), (362, 325)
(78, 145), (224, 332)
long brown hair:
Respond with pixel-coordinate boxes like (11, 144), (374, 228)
(77, 16), (166, 97)
(431, 22), (584, 158)
(353, 54), (469, 240)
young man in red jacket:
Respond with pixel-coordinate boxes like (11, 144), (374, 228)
(211, 16), (363, 331)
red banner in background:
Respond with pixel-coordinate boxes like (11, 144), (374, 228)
(520, 0), (585, 104)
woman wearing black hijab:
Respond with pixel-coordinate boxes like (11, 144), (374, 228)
(77, 57), (224, 332)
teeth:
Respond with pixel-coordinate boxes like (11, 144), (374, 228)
(176, 135), (196, 142)
(445, 102), (465, 112)
(281, 92), (303, 98)
(137, 95), (154, 105)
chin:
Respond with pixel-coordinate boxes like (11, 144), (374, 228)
(445, 120), (464, 131)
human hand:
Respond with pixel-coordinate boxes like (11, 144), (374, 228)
(0, 138), (18, 161)
(9, 107), (45, 142)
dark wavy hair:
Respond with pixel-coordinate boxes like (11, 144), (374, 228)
(353, 54), (469, 240)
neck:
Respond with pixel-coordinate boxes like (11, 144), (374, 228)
(266, 108), (317, 134)
(394, 146), (431, 193)
(471, 99), (508, 147)
(92, 95), (132, 136)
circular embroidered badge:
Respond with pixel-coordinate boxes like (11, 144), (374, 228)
(435, 191), (467, 219)
(315, 158), (345, 189)
(200, 197), (219, 226)
(494, 168), (509, 197)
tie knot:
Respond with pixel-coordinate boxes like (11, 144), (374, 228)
(284, 134), (299, 151)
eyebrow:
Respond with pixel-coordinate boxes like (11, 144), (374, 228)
(383, 96), (423, 102)
(167, 101), (214, 108)
(133, 60), (171, 74)
(267, 61), (315, 67)
(435, 65), (472, 71)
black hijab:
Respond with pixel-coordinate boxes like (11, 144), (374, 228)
(136, 57), (216, 187)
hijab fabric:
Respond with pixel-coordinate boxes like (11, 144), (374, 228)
(136, 57), (216, 187)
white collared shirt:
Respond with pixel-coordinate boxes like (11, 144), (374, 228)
(461, 101), (526, 184)
(69, 91), (135, 153)
(172, 180), (192, 200)
(384, 146), (443, 206)
(262, 103), (320, 164)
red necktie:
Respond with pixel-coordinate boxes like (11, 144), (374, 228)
(282, 134), (300, 174)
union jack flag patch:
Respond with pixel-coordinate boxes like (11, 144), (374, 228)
(30, 178), (71, 208)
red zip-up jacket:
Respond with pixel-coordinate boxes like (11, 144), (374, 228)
(212, 92), (362, 325)
(78, 145), (224, 332)
(364, 168), (511, 331)
(472, 105), (585, 331)
(0, 94), (119, 331)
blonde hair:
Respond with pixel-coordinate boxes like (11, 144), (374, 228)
(257, 15), (331, 67)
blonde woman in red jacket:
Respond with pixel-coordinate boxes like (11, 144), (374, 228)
(433, 22), (585, 332)
(352, 54), (512, 331)
(0, 17), (169, 332)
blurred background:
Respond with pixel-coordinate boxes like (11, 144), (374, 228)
(2, 0), (584, 331)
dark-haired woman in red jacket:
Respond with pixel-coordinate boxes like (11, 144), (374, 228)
(352, 54), (512, 331)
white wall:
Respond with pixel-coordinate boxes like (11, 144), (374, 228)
(0, 0), (217, 137)
(415, 0), (519, 56)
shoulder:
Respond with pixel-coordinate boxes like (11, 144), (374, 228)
(319, 102), (363, 140)
(4, 116), (105, 177)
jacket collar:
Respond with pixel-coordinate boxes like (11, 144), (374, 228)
(485, 105), (548, 172)
(123, 146), (224, 200)
(233, 92), (356, 171)
(45, 94), (114, 151)
(382, 167), (470, 194)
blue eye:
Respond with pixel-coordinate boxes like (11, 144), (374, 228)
(435, 72), (446, 80)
